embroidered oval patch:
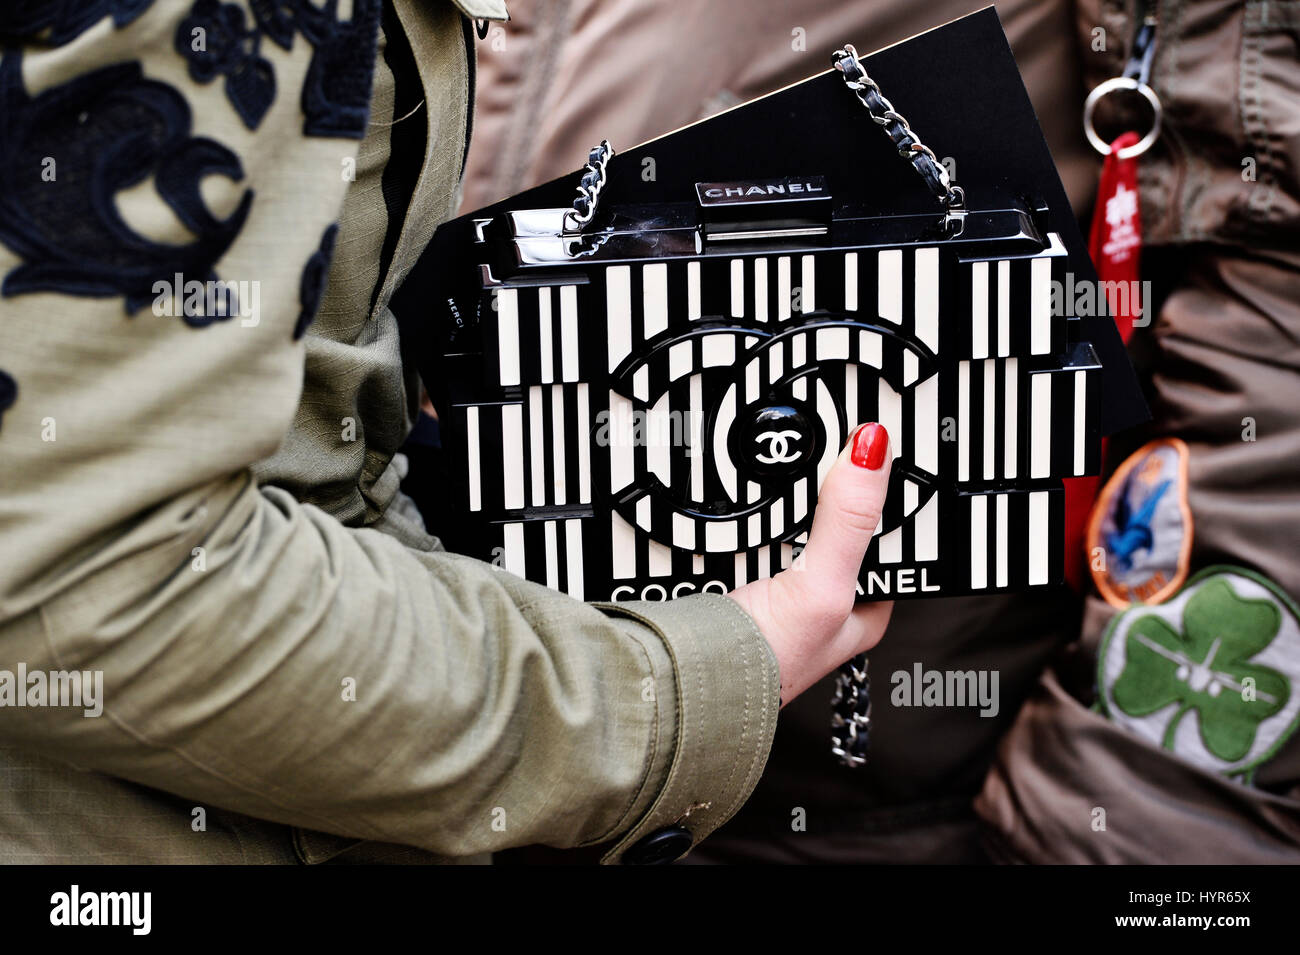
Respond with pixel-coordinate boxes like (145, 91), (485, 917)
(1087, 437), (1192, 609)
(1098, 566), (1300, 779)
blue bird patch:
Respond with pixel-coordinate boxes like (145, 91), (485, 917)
(1088, 437), (1193, 608)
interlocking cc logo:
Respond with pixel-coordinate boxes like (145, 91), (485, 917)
(745, 404), (814, 477)
(604, 316), (939, 554)
(754, 429), (802, 465)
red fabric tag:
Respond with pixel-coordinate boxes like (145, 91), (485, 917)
(1064, 131), (1143, 591)
(1088, 130), (1143, 344)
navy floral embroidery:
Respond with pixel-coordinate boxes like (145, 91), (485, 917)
(293, 0), (383, 139)
(176, 0), (382, 139)
(0, 52), (253, 319)
(0, 0), (154, 46)
(175, 0), (275, 130)
(0, 369), (15, 433)
(294, 223), (338, 340)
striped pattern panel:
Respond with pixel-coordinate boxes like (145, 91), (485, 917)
(458, 385), (593, 514)
(1025, 356), (1102, 480)
(953, 349), (1101, 485)
(596, 249), (944, 375)
(498, 518), (588, 599)
(498, 512), (801, 599)
(954, 241), (1067, 361)
(489, 284), (584, 388)
(489, 240), (1072, 392)
(960, 487), (1063, 592)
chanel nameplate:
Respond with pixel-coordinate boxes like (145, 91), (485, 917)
(695, 177), (828, 206)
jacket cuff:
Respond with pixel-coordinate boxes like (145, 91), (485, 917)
(591, 593), (780, 864)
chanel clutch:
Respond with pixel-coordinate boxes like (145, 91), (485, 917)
(397, 10), (1146, 609)
(395, 10), (1147, 766)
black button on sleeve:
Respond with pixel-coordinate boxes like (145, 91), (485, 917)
(621, 825), (693, 865)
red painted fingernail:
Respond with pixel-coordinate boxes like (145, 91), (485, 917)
(849, 422), (888, 470)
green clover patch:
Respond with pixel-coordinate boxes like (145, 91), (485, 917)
(1099, 567), (1300, 778)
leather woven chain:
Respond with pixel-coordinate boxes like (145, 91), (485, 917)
(563, 139), (614, 233)
(832, 44), (966, 235)
(830, 652), (872, 768)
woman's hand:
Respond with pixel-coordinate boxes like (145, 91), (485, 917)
(729, 422), (893, 705)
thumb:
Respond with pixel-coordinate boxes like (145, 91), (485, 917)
(795, 422), (892, 608)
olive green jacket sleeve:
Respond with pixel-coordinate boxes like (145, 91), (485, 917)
(0, 0), (778, 863)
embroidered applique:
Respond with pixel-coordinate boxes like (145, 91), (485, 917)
(176, 0), (275, 129)
(0, 0), (154, 46)
(294, 223), (338, 339)
(0, 53), (253, 320)
(1098, 566), (1300, 780)
(1087, 437), (1193, 608)
(0, 369), (16, 432)
(293, 0), (383, 139)
(176, 0), (382, 138)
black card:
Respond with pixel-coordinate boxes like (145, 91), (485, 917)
(394, 7), (1147, 604)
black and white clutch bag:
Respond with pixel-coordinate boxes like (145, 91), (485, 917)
(396, 10), (1147, 765)
(398, 10), (1144, 611)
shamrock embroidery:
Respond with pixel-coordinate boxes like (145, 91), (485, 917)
(1112, 578), (1290, 762)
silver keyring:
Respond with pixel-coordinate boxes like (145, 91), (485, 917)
(1083, 76), (1162, 159)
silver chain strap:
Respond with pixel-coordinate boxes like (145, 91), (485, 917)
(830, 653), (872, 769)
(832, 44), (966, 234)
(563, 140), (614, 233)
